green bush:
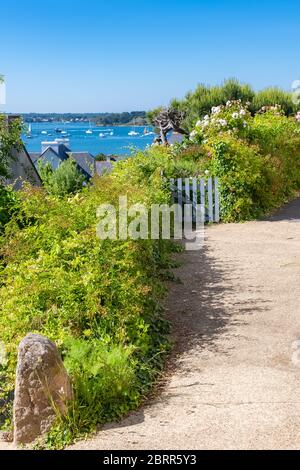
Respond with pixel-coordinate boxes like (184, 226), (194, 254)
(151, 79), (296, 131)
(210, 138), (269, 221)
(169, 78), (255, 130)
(0, 149), (175, 446)
(176, 101), (300, 221)
(0, 115), (22, 179)
(38, 158), (88, 196)
(0, 186), (20, 233)
(251, 88), (295, 116)
(94, 153), (107, 161)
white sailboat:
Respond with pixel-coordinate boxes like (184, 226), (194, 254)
(128, 121), (139, 136)
(128, 128), (139, 136)
(86, 121), (93, 134)
(142, 127), (154, 137)
(26, 124), (32, 138)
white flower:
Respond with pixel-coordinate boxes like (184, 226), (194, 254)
(190, 130), (197, 140)
(204, 169), (210, 176)
(195, 120), (202, 127)
(243, 121), (247, 128)
(211, 106), (221, 114)
(240, 109), (246, 116)
(204, 115), (210, 121)
(218, 119), (227, 127)
(232, 112), (239, 119)
(226, 100), (232, 107)
(202, 120), (210, 127)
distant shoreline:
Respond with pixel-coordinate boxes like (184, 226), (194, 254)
(13, 111), (149, 127)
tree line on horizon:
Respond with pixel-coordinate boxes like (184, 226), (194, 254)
(20, 111), (148, 126)
(148, 78), (297, 130)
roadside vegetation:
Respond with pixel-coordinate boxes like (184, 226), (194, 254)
(0, 146), (176, 448)
(169, 101), (300, 221)
(38, 159), (88, 196)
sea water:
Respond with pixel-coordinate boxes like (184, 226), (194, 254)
(22, 122), (155, 157)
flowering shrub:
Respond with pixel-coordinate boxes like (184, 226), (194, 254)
(162, 80), (295, 130)
(189, 100), (251, 144)
(172, 101), (300, 221)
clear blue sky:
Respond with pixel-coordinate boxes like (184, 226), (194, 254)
(1, 0), (299, 113)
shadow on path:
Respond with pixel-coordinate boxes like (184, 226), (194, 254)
(165, 244), (268, 361)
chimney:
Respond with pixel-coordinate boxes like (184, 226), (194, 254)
(41, 141), (60, 155)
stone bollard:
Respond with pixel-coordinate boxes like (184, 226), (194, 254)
(13, 333), (73, 446)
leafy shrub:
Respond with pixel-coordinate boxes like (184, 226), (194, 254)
(210, 138), (268, 221)
(0, 185), (20, 233)
(94, 153), (107, 161)
(0, 115), (22, 178)
(175, 101), (300, 221)
(151, 79), (296, 131)
(251, 88), (295, 116)
(169, 78), (255, 130)
(0, 150), (175, 446)
(38, 158), (88, 196)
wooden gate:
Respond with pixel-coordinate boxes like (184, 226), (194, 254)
(170, 177), (220, 223)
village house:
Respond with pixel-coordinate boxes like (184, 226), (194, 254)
(29, 140), (96, 179)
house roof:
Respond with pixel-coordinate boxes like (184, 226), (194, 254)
(57, 144), (71, 158)
(66, 152), (95, 177)
(29, 144), (96, 179)
(34, 147), (66, 171)
(7, 144), (42, 189)
(29, 152), (41, 163)
(95, 161), (113, 176)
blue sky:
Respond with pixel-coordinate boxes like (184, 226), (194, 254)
(1, 0), (299, 112)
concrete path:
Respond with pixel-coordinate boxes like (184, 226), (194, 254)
(70, 198), (300, 450)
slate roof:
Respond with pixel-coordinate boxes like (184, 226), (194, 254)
(29, 145), (96, 179)
(66, 152), (96, 178)
(7, 145), (42, 189)
(95, 161), (113, 176)
(29, 152), (41, 163)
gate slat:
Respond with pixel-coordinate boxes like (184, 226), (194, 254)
(170, 178), (175, 203)
(185, 178), (190, 203)
(200, 178), (205, 208)
(207, 177), (213, 222)
(192, 178), (197, 220)
(177, 178), (182, 206)
(184, 178), (191, 223)
(214, 177), (220, 223)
